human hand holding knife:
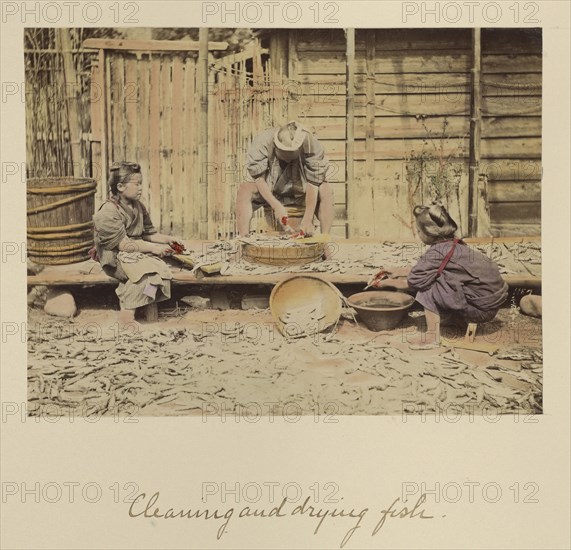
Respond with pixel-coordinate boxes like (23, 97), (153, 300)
(281, 216), (306, 238)
(365, 269), (389, 290)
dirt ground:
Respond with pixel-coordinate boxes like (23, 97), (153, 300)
(27, 290), (543, 418)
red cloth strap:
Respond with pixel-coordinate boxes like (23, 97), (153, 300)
(436, 238), (462, 277)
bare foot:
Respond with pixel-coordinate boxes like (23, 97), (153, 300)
(409, 308), (442, 349)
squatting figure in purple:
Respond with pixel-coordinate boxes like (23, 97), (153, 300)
(372, 203), (509, 349)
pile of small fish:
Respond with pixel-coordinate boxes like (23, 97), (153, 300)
(279, 301), (326, 338)
(27, 308), (542, 417)
(212, 239), (538, 278)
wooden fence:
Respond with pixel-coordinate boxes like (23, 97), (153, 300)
(26, 29), (541, 240)
(88, 39), (288, 239)
(90, 47), (202, 238)
(208, 44), (291, 238)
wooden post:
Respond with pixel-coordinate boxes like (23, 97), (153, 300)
(269, 31), (286, 85)
(56, 29), (82, 178)
(287, 30), (299, 120)
(468, 28), (482, 237)
(207, 52), (218, 240)
(90, 49), (106, 207)
(103, 51), (113, 199)
(365, 30), (377, 237)
(198, 28), (209, 239)
(345, 29), (356, 237)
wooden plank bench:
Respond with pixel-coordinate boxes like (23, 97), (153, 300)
(27, 261), (541, 288)
(27, 238), (542, 289)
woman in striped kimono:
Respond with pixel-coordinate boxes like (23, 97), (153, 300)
(93, 162), (184, 325)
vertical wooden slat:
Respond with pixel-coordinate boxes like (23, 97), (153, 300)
(103, 51), (113, 196)
(198, 28), (209, 239)
(287, 30), (299, 120)
(228, 62), (239, 237)
(187, 56), (199, 237)
(181, 55), (192, 237)
(469, 28), (482, 236)
(171, 55), (184, 236)
(345, 28), (356, 237)
(124, 55), (138, 163)
(91, 49), (105, 207)
(160, 56), (173, 234)
(207, 53), (218, 240)
(111, 54), (125, 163)
(219, 63), (231, 239)
(365, 30), (377, 238)
(138, 54), (151, 212)
(271, 30), (288, 85)
(149, 55), (161, 226)
(208, 59), (220, 239)
(191, 57), (201, 238)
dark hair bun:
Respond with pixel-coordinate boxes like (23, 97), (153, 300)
(108, 161), (141, 196)
(428, 203), (449, 227)
(413, 202), (458, 242)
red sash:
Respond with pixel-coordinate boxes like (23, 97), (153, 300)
(436, 238), (463, 277)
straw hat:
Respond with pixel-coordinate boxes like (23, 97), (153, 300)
(273, 121), (307, 152)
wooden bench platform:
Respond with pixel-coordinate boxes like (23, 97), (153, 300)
(27, 238), (542, 289)
(26, 267), (541, 288)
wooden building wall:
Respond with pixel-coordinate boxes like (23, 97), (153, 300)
(479, 28), (542, 236)
(272, 28), (542, 239)
(87, 30), (541, 240)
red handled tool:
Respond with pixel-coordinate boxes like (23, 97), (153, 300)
(281, 216), (295, 234)
(365, 269), (389, 290)
(169, 241), (186, 254)
(281, 216), (306, 238)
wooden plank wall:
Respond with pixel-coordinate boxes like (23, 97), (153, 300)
(290, 28), (541, 239)
(100, 51), (200, 237)
(480, 28), (541, 236)
(293, 28), (473, 239)
(294, 28), (350, 238)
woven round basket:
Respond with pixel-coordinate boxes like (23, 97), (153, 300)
(270, 275), (342, 337)
(241, 239), (325, 266)
(27, 177), (97, 265)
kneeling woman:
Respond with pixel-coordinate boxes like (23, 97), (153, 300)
(93, 162), (183, 325)
(374, 203), (508, 348)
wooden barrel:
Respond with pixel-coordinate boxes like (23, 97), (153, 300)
(27, 177), (97, 265)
